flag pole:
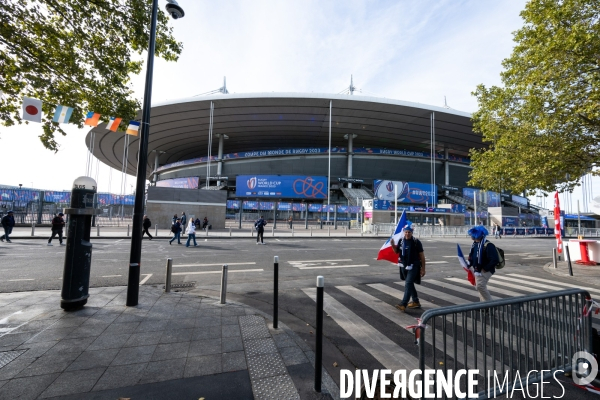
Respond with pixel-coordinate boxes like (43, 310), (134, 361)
(394, 184), (397, 224)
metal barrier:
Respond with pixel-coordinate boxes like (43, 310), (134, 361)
(417, 289), (592, 399)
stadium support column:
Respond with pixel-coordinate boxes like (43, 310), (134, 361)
(152, 150), (165, 186)
(344, 134), (357, 188)
(444, 147), (449, 197)
(216, 134), (229, 186)
(327, 101), (332, 224)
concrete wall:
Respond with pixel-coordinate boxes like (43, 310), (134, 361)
(146, 187), (227, 229)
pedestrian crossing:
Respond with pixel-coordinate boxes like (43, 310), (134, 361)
(302, 273), (596, 387)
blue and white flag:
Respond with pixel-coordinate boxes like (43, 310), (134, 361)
(52, 105), (73, 124)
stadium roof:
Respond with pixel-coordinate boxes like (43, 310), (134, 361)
(86, 93), (482, 178)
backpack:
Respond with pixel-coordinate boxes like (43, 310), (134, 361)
(171, 224), (178, 233)
(484, 242), (505, 269)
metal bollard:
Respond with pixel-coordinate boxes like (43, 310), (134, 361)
(274, 256), (279, 329)
(165, 258), (173, 293)
(272, 225), (275, 237)
(310, 227), (313, 237)
(127, 224), (130, 237)
(292, 226), (294, 237)
(206, 227), (208, 237)
(553, 248), (557, 269)
(315, 275), (324, 392)
(328, 226), (330, 237)
(565, 245), (573, 276)
(345, 227), (347, 237)
(155, 224), (158, 237)
(229, 227), (232, 237)
(97, 224), (100, 237)
(251, 228), (254, 237)
(220, 264), (228, 304)
(31, 222), (35, 236)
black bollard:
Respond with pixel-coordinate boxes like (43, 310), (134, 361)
(274, 256), (279, 329)
(566, 245), (574, 276)
(61, 177), (98, 311)
(315, 275), (324, 392)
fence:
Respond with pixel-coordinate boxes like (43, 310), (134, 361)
(371, 224), (600, 238)
(417, 289), (592, 399)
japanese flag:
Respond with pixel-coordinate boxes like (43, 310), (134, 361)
(22, 97), (43, 123)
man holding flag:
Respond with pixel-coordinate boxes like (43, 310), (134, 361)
(377, 211), (426, 312)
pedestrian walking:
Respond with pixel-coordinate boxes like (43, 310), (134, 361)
(172, 214), (178, 225)
(1, 210), (15, 243)
(202, 217), (209, 230)
(288, 216), (293, 229)
(468, 226), (499, 302)
(255, 215), (267, 245)
(185, 219), (197, 247)
(390, 222), (425, 312)
(142, 215), (153, 240)
(493, 223), (502, 239)
(47, 213), (65, 246)
(180, 212), (187, 236)
(169, 218), (182, 245)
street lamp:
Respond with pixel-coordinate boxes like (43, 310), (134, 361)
(127, 0), (185, 306)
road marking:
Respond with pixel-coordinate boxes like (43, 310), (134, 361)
(298, 264), (371, 270)
(287, 259), (352, 263)
(101, 275), (122, 278)
(8, 279), (34, 281)
(507, 273), (600, 296)
(173, 262), (256, 268)
(424, 261), (447, 264)
(139, 274), (152, 285)
(275, 239), (281, 242)
(172, 268), (263, 276)
(115, 239), (124, 243)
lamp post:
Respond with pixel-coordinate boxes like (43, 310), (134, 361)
(127, 0), (185, 307)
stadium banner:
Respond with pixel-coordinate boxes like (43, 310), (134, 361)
(0, 189), (14, 201)
(242, 201), (259, 210)
(157, 147), (470, 172)
(462, 188), (501, 207)
(236, 175), (328, 199)
(374, 180), (437, 205)
(226, 200), (240, 209)
(277, 202), (292, 211)
(308, 204), (323, 212)
(259, 202), (275, 210)
(156, 177), (199, 189)
(292, 203), (307, 212)
(44, 191), (71, 203)
(511, 194), (528, 207)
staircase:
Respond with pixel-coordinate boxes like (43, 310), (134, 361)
(340, 188), (373, 206)
(445, 193), (489, 211)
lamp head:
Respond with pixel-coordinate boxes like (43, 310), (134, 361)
(165, 0), (184, 19)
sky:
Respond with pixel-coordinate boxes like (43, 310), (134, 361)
(2, 0), (589, 212)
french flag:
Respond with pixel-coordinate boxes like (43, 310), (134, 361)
(377, 210), (407, 263)
(457, 244), (476, 286)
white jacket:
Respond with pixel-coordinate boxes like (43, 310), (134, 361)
(186, 221), (196, 235)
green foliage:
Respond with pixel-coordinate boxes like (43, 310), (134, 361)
(470, 0), (599, 194)
(0, 0), (183, 151)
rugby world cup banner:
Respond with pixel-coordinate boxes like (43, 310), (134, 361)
(156, 177), (199, 189)
(236, 175), (328, 199)
(374, 180), (437, 205)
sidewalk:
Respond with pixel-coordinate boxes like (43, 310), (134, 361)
(0, 286), (338, 400)
(544, 259), (600, 288)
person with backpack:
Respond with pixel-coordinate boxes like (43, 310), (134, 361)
(390, 222), (426, 312)
(47, 212), (65, 246)
(467, 225), (500, 302)
(185, 219), (197, 247)
(0, 210), (15, 243)
(169, 218), (182, 245)
(142, 215), (153, 240)
(255, 215), (267, 245)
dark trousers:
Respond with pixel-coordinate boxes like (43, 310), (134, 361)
(256, 228), (264, 243)
(400, 266), (420, 306)
(142, 228), (153, 239)
(1, 226), (12, 241)
(48, 229), (63, 244)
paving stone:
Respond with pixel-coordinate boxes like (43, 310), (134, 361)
(167, 318), (196, 330)
(195, 315), (222, 327)
(102, 321), (140, 335)
(50, 317), (88, 328)
(15, 351), (80, 377)
(183, 354), (222, 378)
(124, 330), (164, 347)
(159, 328), (194, 344)
(43, 336), (95, 356)
(87, 333), (132, 351)
(92, 362), (147, 391)
(135, 319), (170, 332)
(221, 307), (247, 316)
(139, 357), (187, 384)
(279, 346), (309, 366)
(247, 353), (287, 380)
(188, 338), (222, 357)
(64, 323), (110, 339)
(222, 336), (244, 353)
(39, 367), (105, 398)
(221, 316), (239, 325)
(113, 313), (146, 323)
(16, 341), (57, 359)
(151, 341), (191, 362)
(11, 319), (57, 333)
(273, 333), (296, 349)
(0, 331), (37, 347)
(252, 374), (300, 400)
(0, 355), (36, 381)
(222, 324), (241, 338)
(192, 325), (221, 340)
(111, 344), (157, 366)
(222, 351), (247, 372)
(65, 348), (120, 371)
(0, 373), (60, 400)
(24, 326), (76, 344)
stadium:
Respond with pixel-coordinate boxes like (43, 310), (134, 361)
(84, 92), (544, 229)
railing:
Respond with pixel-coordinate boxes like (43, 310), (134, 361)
(372, 224), (600, 238)
(416, 289), (592, 399)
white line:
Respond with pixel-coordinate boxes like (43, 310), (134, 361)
(173, 262), (256, 268)
(424, 261), (448, 264)
(172, 268), (263, 276)
(275, 239), (281, 242)
(287, 259), (352, 263)
(8, 279), (34, 282)
(507, 273), (600, 296)
(298, 264), (370, 270)
(115, 239), (124, 243)
(101, 275), (122, 278)
(139, 274), (152, 285)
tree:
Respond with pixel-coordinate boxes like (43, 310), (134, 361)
(0, 0), (182, 151)
(470, 0), (599, 195)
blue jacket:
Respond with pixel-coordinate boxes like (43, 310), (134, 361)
(255, 218), (266, 230)
(1, 215), (15, 228)
(469, 240), (499, 274)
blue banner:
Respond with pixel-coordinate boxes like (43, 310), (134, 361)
(292, 203), (306, 211)
(462, 188), (501, 207)
(243, 201), (258, 210)
(308, 204), (323, 212)
(156, 177), (199, 189)
(236, 175), (328, 199)
(44, 191), (70, 203)
(277, 202), (292, 211)
(374, 180), (437, 204)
